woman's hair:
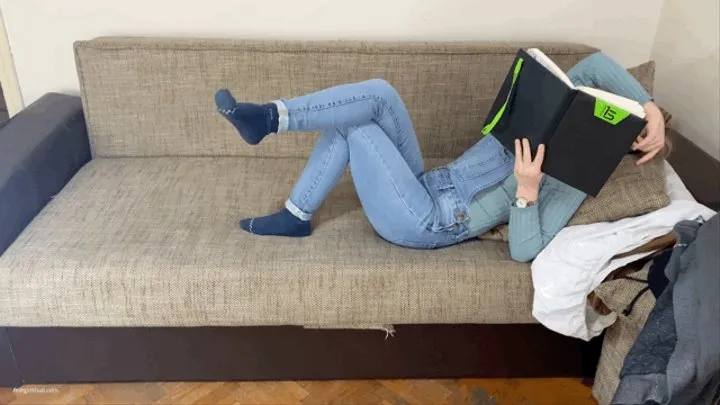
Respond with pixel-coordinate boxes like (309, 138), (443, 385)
(661, 136), (673, 159)
(660, 110), (673, 159)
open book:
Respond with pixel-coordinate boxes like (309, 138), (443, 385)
(525, 48), (646, 119)
(482, 48), (647, 196)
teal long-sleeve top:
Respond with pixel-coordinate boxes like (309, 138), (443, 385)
(467, 52), (653, 262)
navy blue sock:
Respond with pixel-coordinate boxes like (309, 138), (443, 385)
(239, 208), (312, 237)
(215, 89), (279, 145)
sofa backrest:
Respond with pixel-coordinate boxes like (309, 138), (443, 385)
(74, 37), (597, 158)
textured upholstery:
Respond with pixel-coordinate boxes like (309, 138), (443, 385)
(0, 157), (535, 326)
(592, 315), (648, 405)
(627, 61), (656, 94)
(0, 94), (89, 256)
(0, 38), (668, 330)
(591, 266), (657, 404)
(74, 38), (598, 158)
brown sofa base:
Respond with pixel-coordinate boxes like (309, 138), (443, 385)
(0, 328), (21, 387)
(0, 325), (602, 387)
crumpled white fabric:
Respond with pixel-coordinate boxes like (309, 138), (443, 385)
(531, 200), (715, 341)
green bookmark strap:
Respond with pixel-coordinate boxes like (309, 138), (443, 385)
(482, 57), (524, 135)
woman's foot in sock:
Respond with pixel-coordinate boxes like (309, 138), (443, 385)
(239, 208), (312, 237)
(215, 89), (279, 145)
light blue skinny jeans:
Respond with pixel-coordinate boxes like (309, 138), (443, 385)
(279, 52), (652, 251)
(280, 79), (469, 248)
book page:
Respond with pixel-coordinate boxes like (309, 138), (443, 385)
(577, 86), (646, 118)
(526, 48), (575, 89)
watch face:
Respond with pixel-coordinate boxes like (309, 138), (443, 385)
(516, 198), (527, 208)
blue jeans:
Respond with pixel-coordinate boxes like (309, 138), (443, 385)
(281, 79), (473, 248)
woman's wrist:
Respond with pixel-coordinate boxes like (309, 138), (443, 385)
(643, 101), (661, 118)
(516, 185), (539, 203)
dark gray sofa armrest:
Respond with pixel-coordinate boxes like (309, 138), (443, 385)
(667, 128), (720, 211)
(0, 93), (90, 256)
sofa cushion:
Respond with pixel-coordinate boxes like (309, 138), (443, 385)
(570, 156), (669, 225)
(594, 267), (656, 323)
(590, 266), (656, 404)
(0, 157), (538, 327)
(592, 265), (657, 404)
(627, 61), (656, 94)
(592, 316), (645, 405)
(75, 38), (597, 159)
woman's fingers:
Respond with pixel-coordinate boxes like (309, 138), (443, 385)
(636, 133), (658, 150)
(636, 146), (661, 165)
(638, 136), (665, 153)
(632, 134), (645, 150)
(637, 120), (665, 150)
(534, 144), (545, 168)
(522, 138), (532, 165)
(515, 138), (543, 170)
(637, 125), (666, 151)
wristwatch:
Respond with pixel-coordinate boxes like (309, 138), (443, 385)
(514, 197), (537, 208)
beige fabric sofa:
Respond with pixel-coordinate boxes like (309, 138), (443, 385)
(592, 266), (661, 404)
(0, 39), (590, 327)
(0, 38), (676, 397)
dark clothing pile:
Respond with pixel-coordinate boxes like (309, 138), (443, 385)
(612, 213), (720, 405)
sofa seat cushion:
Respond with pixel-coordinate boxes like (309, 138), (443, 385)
(0, 157), (536, 327)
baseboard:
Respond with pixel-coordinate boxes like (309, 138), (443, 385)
(1, 324), (601, 386)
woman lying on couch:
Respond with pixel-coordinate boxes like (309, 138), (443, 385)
(214, 52), (667, 262)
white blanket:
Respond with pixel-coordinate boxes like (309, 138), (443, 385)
(532, 193), (715, 340)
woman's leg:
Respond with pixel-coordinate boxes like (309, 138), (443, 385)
(219, 80), (428, 236)
(281, 79), (423, 176)
(216, 79), (424, 176)
(239, 122), (437, 241)
(344, 123), (438, 246)
(236, 127), (347, 236)
(567, 53), (652, 104)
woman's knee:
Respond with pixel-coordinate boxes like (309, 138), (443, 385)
(363, 79), (400, 102)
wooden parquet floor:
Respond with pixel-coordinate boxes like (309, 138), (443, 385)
(0, 379), (597, 405)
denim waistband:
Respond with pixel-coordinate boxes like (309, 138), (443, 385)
(421, 167), (470, 233)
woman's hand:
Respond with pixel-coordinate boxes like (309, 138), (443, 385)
(633, 102), (666, 165)
(514, 138), (545, 202)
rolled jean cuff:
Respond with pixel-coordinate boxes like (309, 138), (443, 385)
(273, 100), (289, 133)
(285, 199), (312, 221)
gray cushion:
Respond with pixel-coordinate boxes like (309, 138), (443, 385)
(627, 61), (656, 95)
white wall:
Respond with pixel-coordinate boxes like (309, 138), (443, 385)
(651, 0), (720, 159)
(0, 0), (664, 106)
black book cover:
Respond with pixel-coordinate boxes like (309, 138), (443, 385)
(483, 49), (646, 196)
(546, 91), (646, 196)
(484, 49), (574, 156)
